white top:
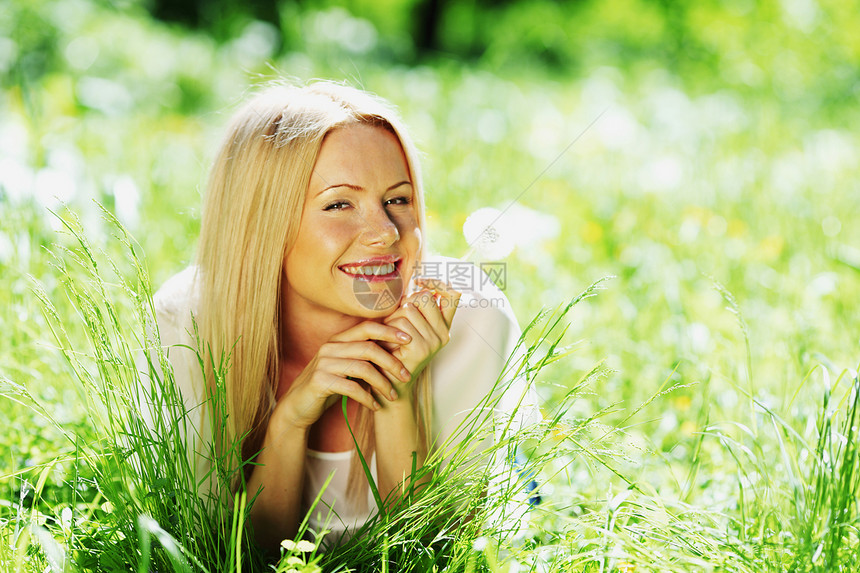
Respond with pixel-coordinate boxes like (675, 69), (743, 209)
(146, 255), (539, 543)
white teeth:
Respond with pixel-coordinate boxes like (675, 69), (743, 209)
(342, 263), (395, 276)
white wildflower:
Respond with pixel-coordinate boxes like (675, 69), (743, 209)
(463, 204), (559, 261)
(60, 507), (73, 531)
(280, 538), (315, 553)
(463, 207), (515, 260)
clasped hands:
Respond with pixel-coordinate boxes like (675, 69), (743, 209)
(378, 279), (461, 400)
(277, 280), (461, 430)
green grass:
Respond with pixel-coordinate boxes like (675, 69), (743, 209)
(3, 205), (859, 571)
(4, 208), (626, 571)
(3, 0), (860, 570)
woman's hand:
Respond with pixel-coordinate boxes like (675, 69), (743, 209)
(274, 321), (414, 430)
(381, 279), (461, 398)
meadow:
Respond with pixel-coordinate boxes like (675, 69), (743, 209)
(2, 0), (860, 570)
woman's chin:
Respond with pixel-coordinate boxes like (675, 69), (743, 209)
(348, 300), (400, 319)
(345, 275), (405, 316)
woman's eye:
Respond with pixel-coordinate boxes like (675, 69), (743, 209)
(324, 201), (350, 211)
(385, 196), (411, 207)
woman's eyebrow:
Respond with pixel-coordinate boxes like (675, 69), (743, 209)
(316, 180), (412, 196)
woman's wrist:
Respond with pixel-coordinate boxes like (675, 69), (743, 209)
(267, 404), (312, 444)
(377, 390), (417, 416)
(373, 390), (427, 502)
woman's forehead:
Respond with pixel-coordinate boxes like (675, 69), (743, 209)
(308, 124), (411, 193)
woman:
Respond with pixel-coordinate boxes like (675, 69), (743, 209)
(149, 81), (535, 551)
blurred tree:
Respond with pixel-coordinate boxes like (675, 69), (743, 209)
(146, 0), (281, 39)
(4, 0), (858, 118)
(412, 0), (444, 52)
(3, 1), (61, 88)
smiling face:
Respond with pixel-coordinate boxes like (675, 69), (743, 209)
(282, 123), (422, 324)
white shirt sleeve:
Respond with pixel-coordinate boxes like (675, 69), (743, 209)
(428, 256), (541, 460)
(136, 266), (216, 500)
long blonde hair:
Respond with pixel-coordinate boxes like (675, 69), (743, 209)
(195, 81), (431, 502)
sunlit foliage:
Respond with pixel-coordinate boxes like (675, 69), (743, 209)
(2, 0), (859, 570)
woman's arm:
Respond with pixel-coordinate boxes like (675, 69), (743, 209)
(373, 391), (427, 504)
(244, 321), (412, 552)
(246, 416), (309, 550)
(375, 283), (460, 504)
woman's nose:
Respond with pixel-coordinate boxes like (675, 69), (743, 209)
(360, 206), (400, 247)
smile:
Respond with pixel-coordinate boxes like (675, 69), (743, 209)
(339, 260), (401, 282)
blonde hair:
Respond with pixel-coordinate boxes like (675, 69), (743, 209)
(195, 81), (431, 504)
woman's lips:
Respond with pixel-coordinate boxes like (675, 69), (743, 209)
(339, 259), (401, 282)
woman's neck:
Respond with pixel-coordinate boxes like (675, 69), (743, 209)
(280, 292), (393, 368)
(281, 312), (355, 365)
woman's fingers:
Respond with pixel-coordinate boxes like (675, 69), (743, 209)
(321, 341), (410, 385)
(330, 320), (411, 345)
(413, 278), (461, 328)
(282, 368), (379, 428)
(380, 315), (419, 353)
(410, 290), (450, 341)
(399, 299), (440, 346)
(439, 287), (461, 329)
(323, 375), (380, 412)
(319, 354), (398, 403)
(281, 323), (415, 426)
(333, 356), (401, 402)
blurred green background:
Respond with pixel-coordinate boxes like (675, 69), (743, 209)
(2, 0), (860, 548)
